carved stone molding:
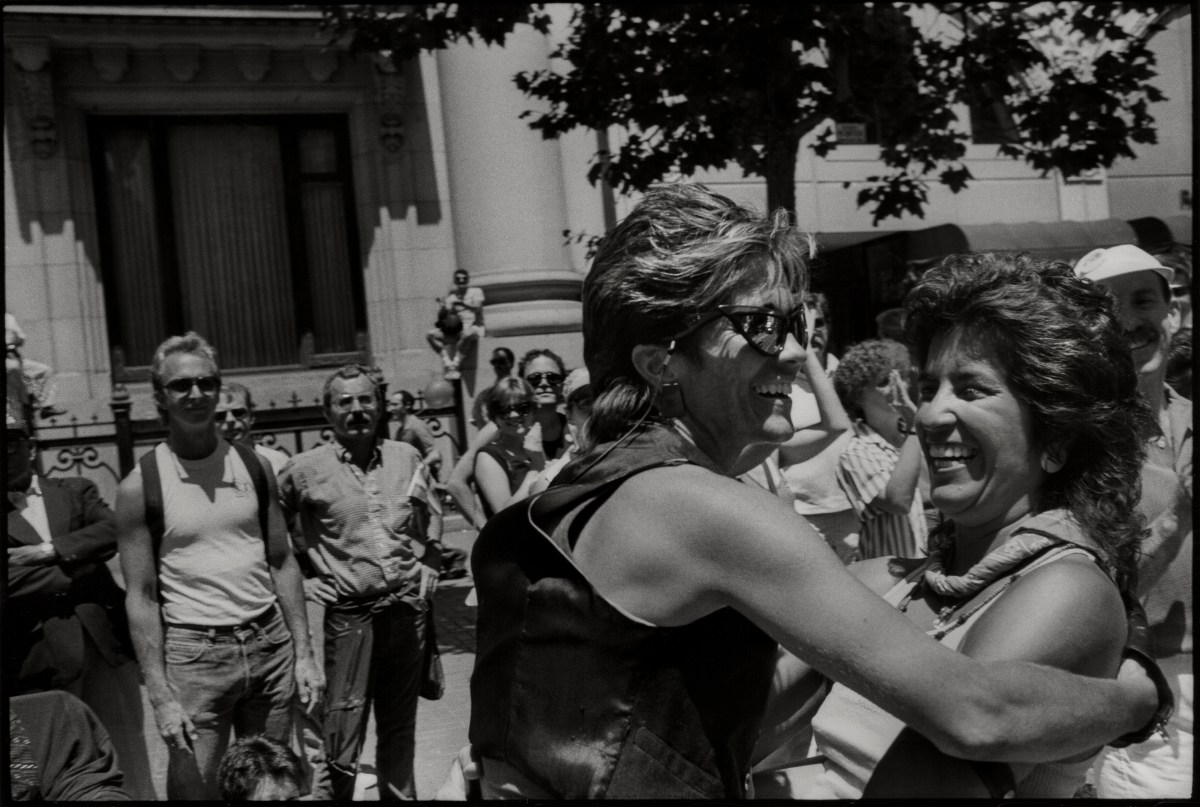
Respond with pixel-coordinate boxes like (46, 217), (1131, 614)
(233, 44), (270, 82)
(162, 44), (200, 82)
(303, 46), (338, 82)
(90, 44), (130, 82)
(373, 60), (405, 154)
(8, 37), (57, 158)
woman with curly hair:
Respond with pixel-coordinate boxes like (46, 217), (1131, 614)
(790, 252), (1151, 798)
(831, 338), (927, 560)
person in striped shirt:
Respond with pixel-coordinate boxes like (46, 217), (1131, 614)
(831, 339), (927, 560)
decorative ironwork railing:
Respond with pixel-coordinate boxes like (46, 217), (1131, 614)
(34, 386), (463, 506)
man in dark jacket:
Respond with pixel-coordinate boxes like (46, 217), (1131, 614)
(6, 400), (154, 799)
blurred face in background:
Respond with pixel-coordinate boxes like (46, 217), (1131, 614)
(524, 356), (565, 408)
(1099, 269), (1181, 381)
(216, 388), (253, 444)
(490, 353), (514, 379)
(7, 430), (35, 492)
(325, 375), (381, 442)
(387, 392), (408, 421)
(805, 295), (831, 366)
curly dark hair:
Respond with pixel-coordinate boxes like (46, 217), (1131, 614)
(904, 252), (1149, 580)
(832, 339), (911, 420)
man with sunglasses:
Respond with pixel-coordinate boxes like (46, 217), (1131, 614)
(427, 269), (486, 380)
(217, 382), (289, 475)
(278, 365), (443, 800)
(116, 332), (321, 800)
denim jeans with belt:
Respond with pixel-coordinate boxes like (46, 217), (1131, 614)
(164, 606), (296, 800)
(324, 591), (426, 800)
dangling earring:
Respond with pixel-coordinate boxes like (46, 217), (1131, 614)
(656, 382), (684, 419)
(1040, 449), (1064, 474)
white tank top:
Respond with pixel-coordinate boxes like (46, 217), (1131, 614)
(138, 442), (276, 626)
(802, 545), (1101, 799)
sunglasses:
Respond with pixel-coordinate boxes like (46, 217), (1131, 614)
(164, 376), (221, 396)
(671, 305), (808, 356)
(526, 372), (564, 388)
(219, 407), (249, 419)
(490, 358), (512, 367)
(1171, 285), (1189, 299)
(495, 402), (533, 419)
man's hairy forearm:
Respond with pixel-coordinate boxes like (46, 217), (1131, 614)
(270, 556), (313, 657)
(126, 589), (171, 702)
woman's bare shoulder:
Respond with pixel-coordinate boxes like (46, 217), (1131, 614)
(959, 552), (1124, 674)
(605, 463), (803, 536)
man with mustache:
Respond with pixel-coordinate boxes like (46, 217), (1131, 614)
(1075, 245), (1192, 798)
(278, 364), (443, 800)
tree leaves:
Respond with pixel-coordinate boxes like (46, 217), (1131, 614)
(322, 2), (1184, 221)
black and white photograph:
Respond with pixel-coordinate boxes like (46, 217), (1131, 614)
(4, 3), (1192, 801)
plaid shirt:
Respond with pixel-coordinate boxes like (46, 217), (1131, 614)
(279, 439), (442, 601)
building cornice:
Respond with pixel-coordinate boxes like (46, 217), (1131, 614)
(3, 5), (344, 51)
(4, 6), (325, 21)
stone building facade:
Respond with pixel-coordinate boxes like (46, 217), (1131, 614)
(4, 5), (1192, 430)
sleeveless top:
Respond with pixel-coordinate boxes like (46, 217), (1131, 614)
(469, 425), (779, 799)
(139, 442), (276, 626)
(802, 510), (1112, 799)
(476, 441), (534, 519)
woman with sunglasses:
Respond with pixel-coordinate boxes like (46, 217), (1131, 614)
(463, 184), (1167, 800)
(474, 378), (544, 521)
(518, 349), (570, 462)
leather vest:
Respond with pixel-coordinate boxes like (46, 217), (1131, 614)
(469, 426), (778, 799)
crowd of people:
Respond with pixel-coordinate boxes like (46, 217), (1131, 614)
(6, 182), (1191, 801)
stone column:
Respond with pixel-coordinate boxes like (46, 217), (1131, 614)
(435, 25), (583, 339)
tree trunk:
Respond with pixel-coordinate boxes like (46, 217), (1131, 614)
(764, 131), (801, 217)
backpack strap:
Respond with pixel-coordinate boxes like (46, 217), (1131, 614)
(138, 445), (165, 564)
(228, 440), (272, 559)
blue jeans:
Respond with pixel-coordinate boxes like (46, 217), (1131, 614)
(324, 592), (426, 800)
(164, 606), (296, 800)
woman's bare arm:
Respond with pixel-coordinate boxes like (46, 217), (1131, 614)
(575, 469), (1156, 764)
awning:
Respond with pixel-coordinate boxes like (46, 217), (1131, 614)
(1161, 214), (1193, 247)
(814, 230), (901, 253)
(907, 219), (1140, 264)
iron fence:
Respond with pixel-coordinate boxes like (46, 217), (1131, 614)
(34, 385), (463, 506)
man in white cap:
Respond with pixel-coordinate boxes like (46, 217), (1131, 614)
(1075, 244), (1192, 798)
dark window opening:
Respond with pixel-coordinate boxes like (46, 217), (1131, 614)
(88, 114), (366, 379)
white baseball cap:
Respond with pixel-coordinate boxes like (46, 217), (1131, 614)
(1073, 244), (1174, 285)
